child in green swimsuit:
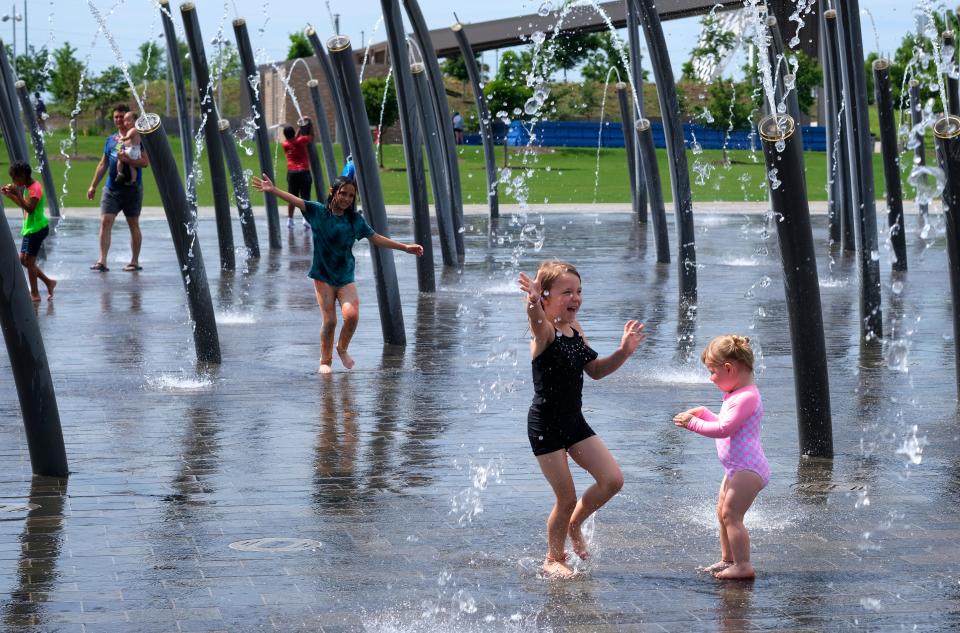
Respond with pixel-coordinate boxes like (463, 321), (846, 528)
(2, 160), (56, 302)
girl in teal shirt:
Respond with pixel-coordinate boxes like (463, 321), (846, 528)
(252, 174), (423, 374)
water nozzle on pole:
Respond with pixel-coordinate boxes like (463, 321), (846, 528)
(934, 114), (960, 397)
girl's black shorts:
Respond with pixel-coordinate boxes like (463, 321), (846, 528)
(527, 404), (596, 456)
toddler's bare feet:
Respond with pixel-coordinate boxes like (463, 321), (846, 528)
(336, 346), (355, 370)
(713, 562), (755, 580)
(318, 363), (333, 375)
(568, 523), (589, 560)
(701, 560), (733, 573)
(46, 279), (57, 298)
(543, 553), (574, 579)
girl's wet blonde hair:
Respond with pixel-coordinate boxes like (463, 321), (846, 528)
(702, 335), (754, 372)
(537, 260), (581, 296)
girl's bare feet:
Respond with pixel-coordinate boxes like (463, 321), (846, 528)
(543, 553), (574, 579)
(701, 560), (733, 573)
(713, 562), (755, 580)
(318, 363), (333, 375)
(46, 279), (57, 298)
(30, 293), (41, 303)
(336, 346), (355, 370)
(568, 524), (589, 560)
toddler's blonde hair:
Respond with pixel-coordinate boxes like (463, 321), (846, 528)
(702, 335), (754, 372)
(536, 260), (581, 296)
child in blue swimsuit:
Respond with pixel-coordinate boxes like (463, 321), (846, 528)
(519, 260), (644, 578)
(252, 174), (423, 374)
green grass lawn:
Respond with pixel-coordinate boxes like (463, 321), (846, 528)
(3, 130), (916, 208)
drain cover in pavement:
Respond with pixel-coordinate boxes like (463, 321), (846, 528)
(228, 537), (322, 553)
(0, 503), (40, 513)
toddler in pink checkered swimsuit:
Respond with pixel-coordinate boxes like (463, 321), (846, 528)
(674, 335), (767, 581)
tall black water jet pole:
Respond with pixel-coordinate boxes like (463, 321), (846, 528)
(616, 83), (640, 219)
(15, 81), (59, 219)
(833, 4), (883, 340)
(625, 0), (648, 222)
(451, 22), (499, 220)
(381, 0), (435, 293)
(630, 0), (696, 302)
(412, 61), (458, 268)
(934, 115), (960, 397)
(218, 119), (260, 258)
(0, 39), (28, 162)
(945, 31), (960, 117)
(823, 9), (854, 252)
(305, 26), (351, 163)
(234, 18), (281, 249)
(759, 114), (833, 457)
(819, 1), (841, 244)
(327, 35), (406, 345)
(636, 118), (670, 264)
(137, 113), (221, 364)
(401, 0), (465, 261)
(307, 79), (339, 186)
(159, 0), (193, 186)
(874, 59), (908, 272)
(181, 3), (235, 271)
(910, 80), (929, 225)
(0, 199), (68, 477)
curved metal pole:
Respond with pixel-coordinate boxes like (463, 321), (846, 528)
(158, 0), (193, 187)
(412, 63), (458, 267)
(759, 114), (833, 458)
(819, 1), (840, 244)
(823, 9), (854, 252)
(873, 60), (907, 272)
(301, 119), (326, 203)
(451, 22), (498, 221)
(382, 0), (436, 293)
(401, 0), (465, 261)
(625, 0), (648, 221)
(328, 35), (406, 345)
(307, 79), (339, 186)
(233, 18), (281, 249)
(305, 27), (351, 163)
(0, 39), (28, 161)
(137, 114), (221, 364)
(637, 118), (670, 264)
(909, 80), (929, 225)
(945, 31), (960, 117)
(15, 81), (59, 218)
(0, 198), (67, 476)
(630, 0), (696, 302)
(615, 83), (640, 219)
(218, 119), (260, 258)
(834, 3), (883, 340)
(935, 115), (960, 398)
(181, 2), (235, 271)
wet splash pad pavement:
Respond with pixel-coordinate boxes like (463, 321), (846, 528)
(1, 210), (959, 632)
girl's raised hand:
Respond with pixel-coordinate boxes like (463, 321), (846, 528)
(518, 270), (543, 304)
(251, 173), (273, 193)
(673, 411), (692, 428)
(405, 243), (424, 257)
(619, 320), (645, 354)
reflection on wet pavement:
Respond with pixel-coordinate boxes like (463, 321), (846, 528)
(0, 212), (958, 631)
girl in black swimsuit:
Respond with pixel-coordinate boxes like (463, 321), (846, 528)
(519, 260), (644, 578)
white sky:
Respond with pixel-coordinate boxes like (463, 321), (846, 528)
(14, 0), (920, 84)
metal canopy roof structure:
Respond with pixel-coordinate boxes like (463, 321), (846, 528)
(367, 0), (744, 60)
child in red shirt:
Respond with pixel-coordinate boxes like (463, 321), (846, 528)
(282, 118), (314, 229)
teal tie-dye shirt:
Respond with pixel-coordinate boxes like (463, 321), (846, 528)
(301, 200), (375, 287)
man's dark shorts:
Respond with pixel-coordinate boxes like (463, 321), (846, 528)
(20, 226), (49, 257)
(287, 170), (312, 201)
(100, 184), (143, 218)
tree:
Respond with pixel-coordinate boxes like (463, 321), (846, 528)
(13, 45), (51, 94)
(211, 40), (240, 78)
(128, 41), (166, 82)
(87, 66), (131, 126)
(48, 42), (85, 114)
(288, 32), (313, 60)
(442, 53), (471, 83)
(681, 13), (737, 82)
(703, 77), (754, 163)
(581, 32), (640, 84)
(483, 78), (531, 166)
(361, 76), (398, 167)
(547, 32), (598, 81)
(496, 49), (534, 84)
(791, 50), (822, 115)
